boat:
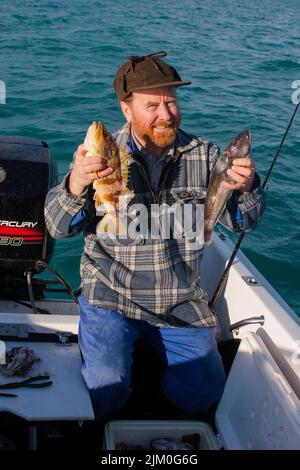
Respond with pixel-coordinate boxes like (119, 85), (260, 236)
(0, 136), (299, 451)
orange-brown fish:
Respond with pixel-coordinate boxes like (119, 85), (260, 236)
(84, 121), (133, 235)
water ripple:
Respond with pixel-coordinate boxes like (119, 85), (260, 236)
(0, 0), (299, 312)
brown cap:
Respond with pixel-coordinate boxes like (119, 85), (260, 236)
(113, 51), (191, 101)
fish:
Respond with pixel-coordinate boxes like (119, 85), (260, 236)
(204, 130), (251, 244)
(0, 346), (40, 377)
(150, 437), (196, 451)
(84, 121), (134, 235)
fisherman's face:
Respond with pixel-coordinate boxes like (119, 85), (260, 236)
(121, 86), (181, 151)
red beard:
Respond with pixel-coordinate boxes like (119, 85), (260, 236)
(132, 119), (179, 149)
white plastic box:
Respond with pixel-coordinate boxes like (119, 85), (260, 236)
(104, 333), (300, 450)
(104, 420), (220, 450)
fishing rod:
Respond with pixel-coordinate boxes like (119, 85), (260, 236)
(209, 102), (300, 308)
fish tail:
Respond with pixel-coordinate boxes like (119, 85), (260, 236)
(204, 223), (213, 244)
(96, 213), (127, 236)
(204, 230), (213, 244)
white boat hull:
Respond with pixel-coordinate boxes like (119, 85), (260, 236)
(0, 232), (299, 449)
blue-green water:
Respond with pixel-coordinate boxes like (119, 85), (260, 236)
(1, 0), (299, 314)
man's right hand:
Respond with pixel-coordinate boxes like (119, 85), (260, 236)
(69, 144), (114, 196)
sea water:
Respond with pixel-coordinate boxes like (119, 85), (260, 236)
(0, 0), (299, 314)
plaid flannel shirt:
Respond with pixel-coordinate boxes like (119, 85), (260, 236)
(44, 123), (264, 328)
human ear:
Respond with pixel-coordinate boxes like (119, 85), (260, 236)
(120, 101), (132, 123)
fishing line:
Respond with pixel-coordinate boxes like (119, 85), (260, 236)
(209, 102), (299, 308)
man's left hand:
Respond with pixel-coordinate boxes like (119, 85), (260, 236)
(222, 156), (256, 194)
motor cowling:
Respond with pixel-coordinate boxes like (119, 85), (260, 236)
(0, 136), (58, 277)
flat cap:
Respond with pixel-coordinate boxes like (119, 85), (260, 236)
(113, 51), (191, 101)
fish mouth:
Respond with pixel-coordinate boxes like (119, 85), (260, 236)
(244, 129), (251, 141)
(239, 130), (251, 155)
(239, 129), (251, 144)
(229, 130), (252, 157)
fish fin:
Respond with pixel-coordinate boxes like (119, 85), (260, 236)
(118, 147), (134, 209)
(96, 213), (127, 236)
(95, 203), (105, 213)
(119, 147), (131, 190)
(93, 192), (104, 211)
(118, 189), (134, 211)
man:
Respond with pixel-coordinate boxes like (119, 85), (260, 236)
(45, 52), (264, 418)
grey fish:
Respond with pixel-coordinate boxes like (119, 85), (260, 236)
(204, 130), (251, 244)
(150, 437), (195, 450)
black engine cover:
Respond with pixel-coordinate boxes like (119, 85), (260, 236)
(0, 136), (58, 276)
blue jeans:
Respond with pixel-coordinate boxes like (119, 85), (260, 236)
(78, 295), (226, 418)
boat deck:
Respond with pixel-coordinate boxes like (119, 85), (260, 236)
(0, 337), (240, 450)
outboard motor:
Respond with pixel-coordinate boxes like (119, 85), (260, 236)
(0, 136), (58, 297)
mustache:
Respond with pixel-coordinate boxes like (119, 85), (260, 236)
(152, 120), (176, 128)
